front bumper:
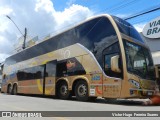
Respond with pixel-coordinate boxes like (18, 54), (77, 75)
(130, 88), (156, 98)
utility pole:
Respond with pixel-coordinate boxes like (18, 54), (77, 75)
(22, 28), (27, 49)
(6, 15), (27, 49)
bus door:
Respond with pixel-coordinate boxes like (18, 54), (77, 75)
(102, 42), (122, 98)
(44, 60), (57, 95)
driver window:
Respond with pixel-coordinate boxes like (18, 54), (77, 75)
(103, 42), (123, 78)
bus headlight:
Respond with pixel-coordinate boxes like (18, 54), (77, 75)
(129, 79), (140, 88)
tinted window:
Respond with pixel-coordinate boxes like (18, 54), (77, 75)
(57, 60), (67, 77)
(123, 40), (155, 80)
(17, 65), (44, 81)
(66, 58), (86, 76)
(112, 16), (144, 44)
(57, 58), (86, 77)
(77, 17), (118, 67)
(46, 60), (57, 77)
(77, 17), (117, 50)
(5, 16), (118, 70)
(5, 15), (120, 81)
(103, 42), (123, 78)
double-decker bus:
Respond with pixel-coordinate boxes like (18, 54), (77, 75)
(1, 14), (159, 101)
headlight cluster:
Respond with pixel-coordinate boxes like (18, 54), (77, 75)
(129, 79), (140, 88)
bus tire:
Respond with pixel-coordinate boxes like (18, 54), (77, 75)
(57, 81), (71, 100)
(89, 97), (97, 102)
(12, 84), (17, 95)
(7, 85), (12, 94)
(106, 98), (117, 103)
(75, 80), (89, 101)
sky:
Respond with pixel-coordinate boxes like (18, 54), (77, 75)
(0, 0), (160, 62)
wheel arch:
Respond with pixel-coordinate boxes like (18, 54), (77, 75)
(12, 82), (18, 91)
(72, 76), (89, 95)
(12, 82), (18, 95)
(13, 82), (18, 87)
(56, 78), (69, 86)
(7, 83), (12, 93)
(56, 78), (69, 93)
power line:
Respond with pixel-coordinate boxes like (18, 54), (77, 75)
(6, 1), (136, 55)
(94, 0), (127, 14)
(107, 0), (140, 13)
(131, 14), (160, 25)
(6, 1), (160, 55)
(124, 5), (160, 20)
(32, 0), (141, 42)
(94, 0), (140, 15)
(126, 8), (160, 25)
(21, 0), (142, 43)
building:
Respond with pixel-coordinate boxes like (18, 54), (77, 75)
(0, 63), (3, 91)
(140, 16), (160, 80)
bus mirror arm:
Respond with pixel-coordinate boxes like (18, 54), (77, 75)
(155, 66), (159, 79)
(111, 55), (121, 73)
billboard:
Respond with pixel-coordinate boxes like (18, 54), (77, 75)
(142, 16), (160, 38)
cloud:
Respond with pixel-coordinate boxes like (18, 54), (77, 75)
(133, 23), (146, 32)
(66, 0), (76, 6)
(0, 0), (93, 62)
(54, 4), (93, 31)
(35, 0), (55, 13)
(0, 6), (13, 16)
(115, 13), (131, 19)
(0, 53), (10, 62)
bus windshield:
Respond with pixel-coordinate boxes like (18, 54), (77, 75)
(112, 16), (144, 44)
(123, 40), (155, 80)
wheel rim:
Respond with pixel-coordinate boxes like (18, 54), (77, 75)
(77, 84), (87, 97)
(60, 85), (68, 96)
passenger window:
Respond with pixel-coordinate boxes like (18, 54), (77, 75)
(66, 58), (86, 76)
(56, 58), (86, 77)
(17, 65), (44, 80)
(56, 60), (67, 77)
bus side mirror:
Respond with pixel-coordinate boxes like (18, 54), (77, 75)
(111, 55), (121, 73)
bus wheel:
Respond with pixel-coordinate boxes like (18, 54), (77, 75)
(89, 97), (97, 102)
(75, 80), (89, 101)
(12, 84), (17, 95)
(106, 98), (117, 103)
(57, 82), (70, 100)
(7, 85), (12, 94)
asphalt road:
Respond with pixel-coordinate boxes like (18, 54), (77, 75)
(0, 93), (159, 120)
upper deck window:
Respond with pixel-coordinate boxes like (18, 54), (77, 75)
(76, 16), (118, 67)
(112, 16), (144, 44)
